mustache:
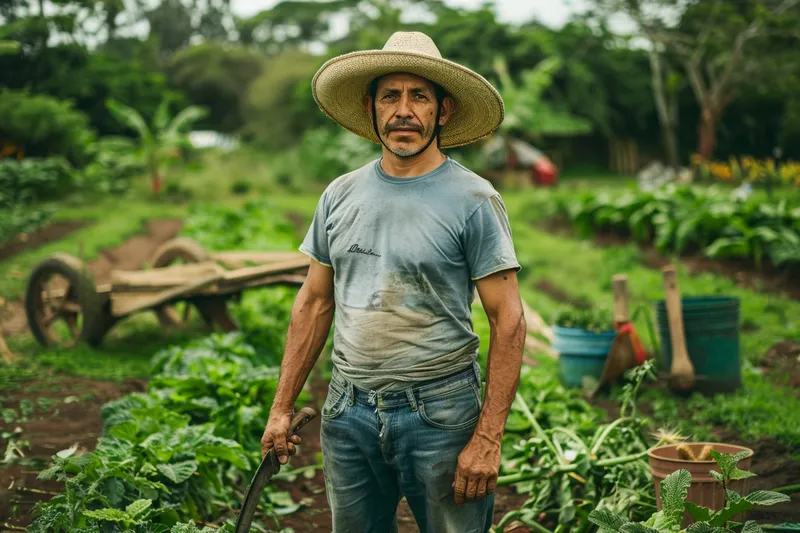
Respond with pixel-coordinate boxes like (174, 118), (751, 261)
(383, 120), (424, 135)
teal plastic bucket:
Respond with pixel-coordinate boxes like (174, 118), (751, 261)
(553, 325), (616, 388)
(656, 296), (741, 393)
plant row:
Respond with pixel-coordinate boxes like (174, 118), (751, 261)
(560, 185), (800, 269)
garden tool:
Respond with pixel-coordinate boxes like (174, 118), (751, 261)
(235, 407), (317, 533)
(592, 274), (648, 396)
(661, 265), (696, 391)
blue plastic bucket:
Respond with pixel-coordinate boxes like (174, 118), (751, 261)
(553, 325), (616, 388)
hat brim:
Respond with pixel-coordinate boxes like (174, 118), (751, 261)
(312, 50), (504, 149)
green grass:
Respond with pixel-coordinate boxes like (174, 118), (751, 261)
(5, 313), (209, 382)
(0, 197), (190, 300)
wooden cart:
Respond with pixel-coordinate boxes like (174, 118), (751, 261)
(24, 238), (310, 348)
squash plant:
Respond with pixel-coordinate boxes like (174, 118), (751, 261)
(588, 450), (790, 533)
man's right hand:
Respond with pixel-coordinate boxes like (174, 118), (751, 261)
(261, 410), (302, 464)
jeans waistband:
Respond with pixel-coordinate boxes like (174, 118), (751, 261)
(331, 362), (481, 411)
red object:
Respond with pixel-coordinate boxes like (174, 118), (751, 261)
(533, 158), (558, 186)
(614, 321), (649, 365)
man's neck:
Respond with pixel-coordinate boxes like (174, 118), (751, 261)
(379, 145), (447, 178)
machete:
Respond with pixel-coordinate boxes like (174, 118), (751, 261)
(235, 407), (317, 533)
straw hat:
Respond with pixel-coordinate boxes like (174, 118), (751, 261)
(312, 31), (504, 149)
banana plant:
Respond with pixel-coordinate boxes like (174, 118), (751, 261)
(105, 98), (208, 194)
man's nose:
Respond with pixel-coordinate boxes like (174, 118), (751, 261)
(394, 93), (413, 118)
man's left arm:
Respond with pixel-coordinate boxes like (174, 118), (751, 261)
(453, 268), (525, 505)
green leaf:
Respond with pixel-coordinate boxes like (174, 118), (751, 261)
(588, 509), (631, 532)
(620, 524), (661, 533)
(686, 524), (725, 533)
(157, 460), (198, 484)
(126, 499), (153, 518)
(103, 478), (125, 506)
(109, 420), (140, 442)
(686, 502), (714, 522)
(741, 521), (764, 533)
(661, 469), (691, 520)
(106, 99), (153, 145)
(83, 508), (129, 523)
(744, 490), (791, 506)
(37, 464), (61, 481)
(708, 498), (753, 526)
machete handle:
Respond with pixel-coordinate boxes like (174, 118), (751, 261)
(289, 407), (316, 436)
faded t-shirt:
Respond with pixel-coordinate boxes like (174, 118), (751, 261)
(300, 156), (520, 391)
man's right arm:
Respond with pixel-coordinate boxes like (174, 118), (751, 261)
(260, 260), (335, 462)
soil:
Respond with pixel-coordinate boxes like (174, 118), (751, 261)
(541, 216), (800, 301)
(272, 366), (532, 533)
(0, 375), (147, 527)
(0, 221), (93, 263)
(0, 218), (183, 337)
(761, 341), (800, 389)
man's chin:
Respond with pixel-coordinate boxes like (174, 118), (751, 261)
(385, 142), (424, 158)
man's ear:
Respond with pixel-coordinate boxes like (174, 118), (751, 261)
(439, 95), (455, 126)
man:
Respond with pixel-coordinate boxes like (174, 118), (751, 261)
(261, 31), (526, 533)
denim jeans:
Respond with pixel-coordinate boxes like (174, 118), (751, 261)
(320, 363), (495, 533)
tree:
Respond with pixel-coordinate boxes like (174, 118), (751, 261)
(648, 46), (683, 167)
(106, 97), (208, 193)
(594, 0), (800, 159)
(167, 43), (264, 133)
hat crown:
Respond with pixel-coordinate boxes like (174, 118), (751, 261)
(382, 32), (442, 59)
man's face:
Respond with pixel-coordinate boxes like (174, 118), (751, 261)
(368, 73), (451, 158)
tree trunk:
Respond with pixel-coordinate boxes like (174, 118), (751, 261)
(649, 50), (681, 169)
(697, 107), (719, 160)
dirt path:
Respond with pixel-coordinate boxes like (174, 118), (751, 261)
(0, 375), (147, 526)
(0, 219), (183, 338)
(0, 221), (92, 263)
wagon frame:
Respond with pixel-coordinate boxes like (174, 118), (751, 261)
(24, 238), (310, 348)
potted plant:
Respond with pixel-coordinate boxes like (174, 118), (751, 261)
(590, 450), (790, 531)
(552, 307), (615, 388)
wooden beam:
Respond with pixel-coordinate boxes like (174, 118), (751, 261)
(219, 257), (311, 285)
(211, 251), (307, 269)
(111, 262), (224, 291)
(111, 273), (223, 317)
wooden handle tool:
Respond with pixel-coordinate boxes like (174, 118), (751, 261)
(662, 265), (695, 390)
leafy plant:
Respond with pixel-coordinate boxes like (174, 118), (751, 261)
(105, 97), (208, 194)
(554, 307), (614, 332)
(561, 185), (800, 270)
(495, 363), (662, 532)
(588, 451), (791, 533)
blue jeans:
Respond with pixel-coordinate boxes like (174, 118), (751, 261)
(320, 363), (495, 533)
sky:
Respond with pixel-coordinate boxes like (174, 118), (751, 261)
(230, 0), (593, 29)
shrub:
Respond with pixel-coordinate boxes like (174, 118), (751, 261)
(0, 89), (94, 166)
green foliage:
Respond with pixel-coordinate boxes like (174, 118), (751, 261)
(105, 96), (208, 193)
(561, 184), (800, 269)
(296, 127), (381, 184)
(242, 50), (326, 149)
(181, 199), (299, 252)
(168, 43), (265, 133)
(553, 307), (614, 332)
(29, 333), (302, 531)
(0, 157), (74, 242)
(0, 89), (94, 165)
(496, 364), (658, 531)
(587, 451), (790, 533)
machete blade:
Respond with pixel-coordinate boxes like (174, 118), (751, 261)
(234, 407), (316, 533)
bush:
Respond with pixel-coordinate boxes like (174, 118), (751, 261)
(296, 127), (380, 183)
(0, 158), (70, 242)
(0, 89), (95, 166)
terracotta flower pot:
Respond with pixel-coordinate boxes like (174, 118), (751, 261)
(648, 442), (755, 527)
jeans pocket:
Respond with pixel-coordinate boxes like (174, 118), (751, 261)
(321, 381), (348, 420)
(418, 382), (481, 430)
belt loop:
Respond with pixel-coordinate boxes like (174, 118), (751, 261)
(405, 388), (418, 412)
(347, 381), (355, 406)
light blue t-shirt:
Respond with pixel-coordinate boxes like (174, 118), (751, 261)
(300, 156), (520, 391)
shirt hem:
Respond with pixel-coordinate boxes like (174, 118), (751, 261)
(298, 246), (332, 267)
(470, 263), (521, 281)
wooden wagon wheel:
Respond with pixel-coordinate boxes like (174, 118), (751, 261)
(150, 238), (210, 328)
(25, 253), (107, 348)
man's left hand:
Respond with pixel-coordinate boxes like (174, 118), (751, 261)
(453, 432), (501, 505)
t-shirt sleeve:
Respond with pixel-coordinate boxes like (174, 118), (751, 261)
(299, 190), (332, 267)
(462, 193), (521, 280)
